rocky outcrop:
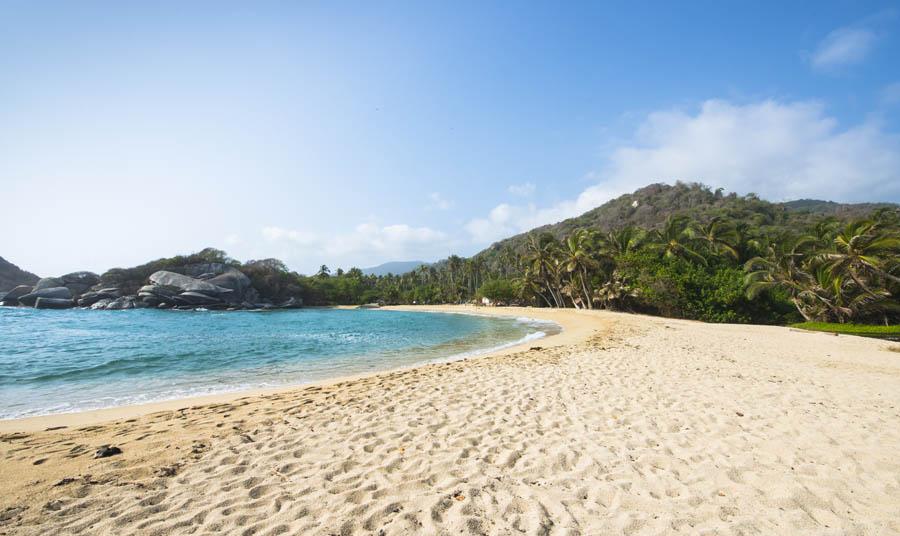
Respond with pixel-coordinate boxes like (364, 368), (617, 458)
(60, 272), (100, 296)
(32, 273), (100, 298)
(77, 288), (121, 307)
(18, 287), (73, 306)
(2, 259), (301, 312)
(33, 277), (63, 291)
(1, 285), (34, 306)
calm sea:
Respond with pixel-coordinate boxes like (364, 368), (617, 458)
(0, 308), (557, 419)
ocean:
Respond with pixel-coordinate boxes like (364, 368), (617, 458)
(0, 307), (558, 419)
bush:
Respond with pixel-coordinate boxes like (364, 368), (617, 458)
(476, 279), (517, 304)
(616, 251), (794, 323)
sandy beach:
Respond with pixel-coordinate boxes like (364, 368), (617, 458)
(1, 305), (899, 535)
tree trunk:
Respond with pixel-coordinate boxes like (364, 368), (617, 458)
(792, 298), (813, 322)
(580, 268), (592, 309)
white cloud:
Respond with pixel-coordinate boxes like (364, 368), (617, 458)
(261, 222), (449, 272)
(427, 192), (453, 210)
(464, 99), (900, 244)
(224, 234), (242, 246)
(811, 27), (876, 70)
(507, 182), (536, 197)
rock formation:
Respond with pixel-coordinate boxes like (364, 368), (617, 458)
(1, 262), (300, 312)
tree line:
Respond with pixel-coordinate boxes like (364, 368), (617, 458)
(282, 210), (898, 325)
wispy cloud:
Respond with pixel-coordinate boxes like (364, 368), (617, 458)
(465, 99), (900, 244)
(811, 27), (876, 70)
(427, 192), (453, 210)
(507, 182), (536, 197)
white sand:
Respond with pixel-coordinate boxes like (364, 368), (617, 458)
(1, 306), (899, 535)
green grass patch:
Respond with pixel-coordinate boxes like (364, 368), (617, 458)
(790, 322), (900, 339)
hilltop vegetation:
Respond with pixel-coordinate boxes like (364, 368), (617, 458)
(474, 182), (897, 274)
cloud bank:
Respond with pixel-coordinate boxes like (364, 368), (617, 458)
(465, 99), (900, 244)
(260, 222), (451, 272)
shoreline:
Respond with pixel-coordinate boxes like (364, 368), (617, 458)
(3, 305), (899, 534)
(0, 305), (574, 433)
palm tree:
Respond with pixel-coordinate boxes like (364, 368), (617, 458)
(691, 217), (738, 260)
(562, 229), (597, 308)
(516, 267), (552, 307)
(821, 220), (900, 293)
(744, 236), (818, 321)
(525, 233), (563, 307)
(593, 271), (639, 311)
(599, 227), (644, 258)
(650, 216), (708, 265)
(447, 255), (464, 301)
(317, 265), (331, 278)
(731, 222), (763, 264)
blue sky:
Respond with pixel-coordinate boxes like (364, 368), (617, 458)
(2, 1), (899, 276)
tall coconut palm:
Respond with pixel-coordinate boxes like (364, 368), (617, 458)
(525, 233), (563, 307)
(562, 229), (597, 308)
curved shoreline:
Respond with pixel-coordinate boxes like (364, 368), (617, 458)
(3, 306), (900, 534)
(0, 305), (572, 433)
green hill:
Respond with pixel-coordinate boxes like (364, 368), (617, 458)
(474, 182), (898, 268)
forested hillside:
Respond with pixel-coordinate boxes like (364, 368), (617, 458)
(474, 182), (897, 272)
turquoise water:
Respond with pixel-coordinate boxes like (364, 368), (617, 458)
(0, 308), (557, 419)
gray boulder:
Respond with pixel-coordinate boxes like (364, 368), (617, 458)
(18, 287), (73, 306)
(78, 288), (120, 306)
(173, 291), (222, 305)
(104, 296), (136, 310)
(1, 285), (33, 306)
(60, 272), (101, 296)
(148, 271), (232, 297)
(175, 263), (234, 279)
(206, 270), (252, 303)
(91, 298), (113, 310)
(33, 277), (64, 291)
(34, 297), (74, 309)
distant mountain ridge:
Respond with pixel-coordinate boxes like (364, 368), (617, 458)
(361, 261), (429, 276)
(0, 256), (40, 292)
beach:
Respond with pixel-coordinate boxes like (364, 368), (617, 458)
(1, 305), (899, 535)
